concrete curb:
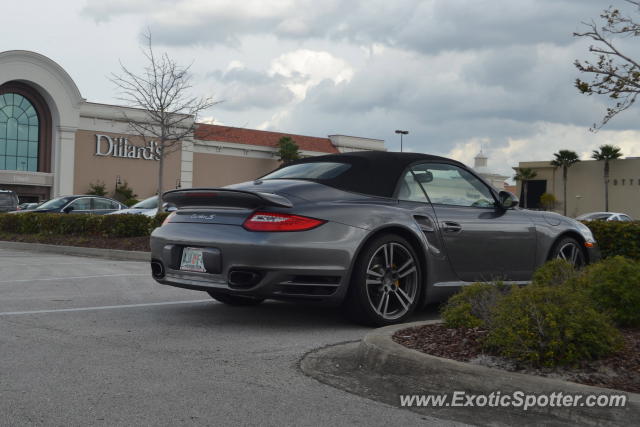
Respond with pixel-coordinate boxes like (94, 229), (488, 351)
(0, 240), (150, 262)
(358, 320), (640, 425)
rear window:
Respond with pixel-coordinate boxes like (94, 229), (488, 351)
(262, 162), (351, 180)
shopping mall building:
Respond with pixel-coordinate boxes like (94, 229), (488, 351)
(515, 157), (640, 219)
(0, 50), (385, 202)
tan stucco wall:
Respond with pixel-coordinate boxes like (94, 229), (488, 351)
(517, 158), (640, 219)
(73, 130), (181, 198)
(192, 152), (279, 187)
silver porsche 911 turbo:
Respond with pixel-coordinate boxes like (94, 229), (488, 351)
(150, 151), (599, 325)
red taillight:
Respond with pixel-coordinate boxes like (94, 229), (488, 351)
(243, 211), (325, 232)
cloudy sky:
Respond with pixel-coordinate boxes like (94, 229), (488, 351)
(4, 0), (640, 177)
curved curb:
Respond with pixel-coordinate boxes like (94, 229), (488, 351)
(358, 320), (640, 424)
(0, 241), (150, 262)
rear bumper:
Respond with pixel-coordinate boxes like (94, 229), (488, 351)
(150, 222), (367, 304)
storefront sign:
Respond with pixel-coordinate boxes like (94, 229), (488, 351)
(94, 134), (161, 161)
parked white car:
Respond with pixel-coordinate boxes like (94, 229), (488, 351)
(108, 195), (158, 217)
(576, 212), (634, 222)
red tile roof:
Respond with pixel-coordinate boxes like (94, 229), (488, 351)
(195, 123), (339, 154)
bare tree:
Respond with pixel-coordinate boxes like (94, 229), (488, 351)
(574, 1), (640, 130)
(110, 30), (218, 210)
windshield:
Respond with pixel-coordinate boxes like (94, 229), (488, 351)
(36, 197), (74, 210)
(262, 162), (351, 180)
(131, 196), (158, 209)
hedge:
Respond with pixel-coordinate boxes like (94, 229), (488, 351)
(0, 212), (170, 238)
(484, 282), (622, 367)
(583, 220), (640, 260)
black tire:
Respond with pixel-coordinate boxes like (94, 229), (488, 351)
(550, 236), (587, 268)
(344, 234), (422, 326)
(207, 291), (265, 306)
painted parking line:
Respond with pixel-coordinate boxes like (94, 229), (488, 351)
(0, 273), (149, 283)
(0, 299), (212, 316)
(0, 262), (139, 267)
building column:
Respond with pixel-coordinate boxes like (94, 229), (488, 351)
(54, 126), (77, 196)
(180, 138), (194, 189)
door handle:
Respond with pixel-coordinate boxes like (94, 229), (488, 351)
(441, 221), (462, 233)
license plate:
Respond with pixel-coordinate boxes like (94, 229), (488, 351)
(180, 247), (206, 272)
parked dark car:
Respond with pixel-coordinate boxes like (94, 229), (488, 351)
(150, 151), (600, 326)
(20, 195), (127, 215)
(0, 189), (19, 213)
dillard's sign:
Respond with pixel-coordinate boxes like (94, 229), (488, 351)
(94, 134), (161, 161)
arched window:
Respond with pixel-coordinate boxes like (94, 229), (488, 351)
(0, 93), (39, 171)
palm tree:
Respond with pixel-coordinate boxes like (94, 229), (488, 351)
(513, 168), (538, 209)
(591, 145), (622, 212)
(551, 150), (580, 216)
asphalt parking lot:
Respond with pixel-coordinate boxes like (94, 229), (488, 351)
(0, 247), (453, 426)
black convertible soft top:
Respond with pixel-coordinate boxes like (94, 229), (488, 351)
(281, 151), (463, 198)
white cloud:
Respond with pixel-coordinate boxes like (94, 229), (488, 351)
(269, 49), (354, 100)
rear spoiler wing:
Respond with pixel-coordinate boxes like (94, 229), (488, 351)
(162, 188), (293, 209)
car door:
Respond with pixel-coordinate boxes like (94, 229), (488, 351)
(410, 162), (537, 282)
(63, 197), (92, 214)
(94, 198), (121, 215)
(396, 167), (444, 254)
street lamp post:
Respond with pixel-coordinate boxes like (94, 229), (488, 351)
(395, 130), (408, 152)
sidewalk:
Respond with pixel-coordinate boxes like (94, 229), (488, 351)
(300, 320), (640, 426)
(0, 241), (149, 262)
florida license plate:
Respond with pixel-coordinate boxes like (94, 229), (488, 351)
(180, 247), (206, 272)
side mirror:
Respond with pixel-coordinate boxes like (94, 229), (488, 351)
(63, 205), (74, 214)
(498, 191), (519, 210)
(414, 171), (433, 184)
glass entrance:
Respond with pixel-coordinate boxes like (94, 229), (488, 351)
(0, 93), (39, 171)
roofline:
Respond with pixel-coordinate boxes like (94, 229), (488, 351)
(196, 123), (331, 141)
(328, 134), (384, 142)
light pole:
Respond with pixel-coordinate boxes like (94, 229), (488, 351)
(395, 130), (408, 152)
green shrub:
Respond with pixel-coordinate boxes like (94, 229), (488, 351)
(0, 213), (20, 233)
(441, 282), (511, 328)
(484, 284), (622, 367)
(531, 259), (578, 286)
(583, 220), (640, 260)
(123, 198), (139, 207)
(574, 256), (640, 328)
(153, 212), (170, 229)
(98, 213), (153, 237)
(113, 181), (137, 203)
(0, 212), (155, 238)
(86, 181), (108, 196)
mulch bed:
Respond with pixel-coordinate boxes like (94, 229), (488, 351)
(393, 323), (640, 393)
(0, 233), (150, 251)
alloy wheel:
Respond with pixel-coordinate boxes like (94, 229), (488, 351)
(556, 241), (585, 267)
(365, 242), (419, 320)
